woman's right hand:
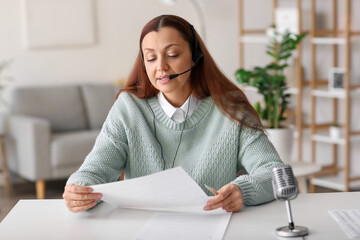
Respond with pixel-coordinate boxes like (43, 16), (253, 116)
(63, 184), (103, 213)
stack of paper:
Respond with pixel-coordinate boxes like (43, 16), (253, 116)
(329, 209), (360, 239)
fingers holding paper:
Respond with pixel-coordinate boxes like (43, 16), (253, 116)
(203, 184), (243, 213)
(63, 184), (102, 213)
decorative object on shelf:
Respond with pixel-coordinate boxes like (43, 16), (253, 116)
(235, 29), (306, 129)
(275, 8), (299, 35)
(328, 67), (345, 91)
(329, 123), (342, 139)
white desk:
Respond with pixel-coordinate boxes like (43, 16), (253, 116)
(0, 192), (359, 240)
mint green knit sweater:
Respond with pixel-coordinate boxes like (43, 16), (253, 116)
(67, 92), (283, 206)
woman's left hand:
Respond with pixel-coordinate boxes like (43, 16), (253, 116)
(203, 184), (243, 213)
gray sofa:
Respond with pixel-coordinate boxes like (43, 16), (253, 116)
(5, 83), (120, 198)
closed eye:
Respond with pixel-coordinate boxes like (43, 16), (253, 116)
(168, 54), (179, 58)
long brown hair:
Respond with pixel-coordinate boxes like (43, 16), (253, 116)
(118, 15), (263, 131)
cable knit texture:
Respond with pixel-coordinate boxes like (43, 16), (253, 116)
(67, 92), (283, 206)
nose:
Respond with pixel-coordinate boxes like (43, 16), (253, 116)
(156, 56), (169, 71)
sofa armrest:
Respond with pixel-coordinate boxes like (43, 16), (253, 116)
(6, 114), (52, 181)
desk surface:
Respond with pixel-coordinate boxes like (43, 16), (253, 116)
(1, 192), (359, 240)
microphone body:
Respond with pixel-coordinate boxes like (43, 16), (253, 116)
(272, 165), (309, 237)
(272, 165), (298, 201)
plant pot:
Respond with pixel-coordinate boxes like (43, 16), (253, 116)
(266, 127), (294, 164)
(329, 126), (341, 139)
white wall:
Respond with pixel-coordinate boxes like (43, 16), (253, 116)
(0, 0), (238, 86)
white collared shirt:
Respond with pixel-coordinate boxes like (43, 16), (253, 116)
(157, 92), (200, 123)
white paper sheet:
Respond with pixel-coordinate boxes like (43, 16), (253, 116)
(329, 209), (360, 239)
(134, 212), (232, 240)
(90, 167), (210, 210)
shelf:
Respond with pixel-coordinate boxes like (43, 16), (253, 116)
(243, 85), (298, 95)
(311, 132), (360, 145)
(312, 133), (345, 145)
(286, 88), (299, 95)
(239, 36), (269, 44)
(311, 88), (360, 99)
(311, 173), (360, 191)
(311, 37), (346, 45)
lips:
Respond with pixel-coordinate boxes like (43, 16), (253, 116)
(157, 75), (170, 83)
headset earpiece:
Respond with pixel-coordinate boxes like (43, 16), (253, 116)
(189, 24), (203, 66)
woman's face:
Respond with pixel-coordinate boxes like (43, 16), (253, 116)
(142, 27), (193, 107)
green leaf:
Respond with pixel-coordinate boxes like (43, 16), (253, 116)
(253, 102), (262, 115)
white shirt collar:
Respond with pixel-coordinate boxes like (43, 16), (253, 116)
(157, 92), (200, 123)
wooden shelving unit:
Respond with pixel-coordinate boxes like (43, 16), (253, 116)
(238, 0), (307, 162)
(309, 0), (360, 192)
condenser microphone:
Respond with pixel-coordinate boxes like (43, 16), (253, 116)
(272, 165), (309, 238)
(169, 66), (194, 80)
(272, 165), (298, 201)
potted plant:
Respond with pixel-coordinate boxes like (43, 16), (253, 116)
(235, 29), (305, 128)
(235, 29), (306, 162)
(329, 123), (341, 139)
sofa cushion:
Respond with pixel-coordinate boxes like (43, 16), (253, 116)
(51, 130), (100, 171)
(81, 83), (119, 129)
(10, 85), (88, 132)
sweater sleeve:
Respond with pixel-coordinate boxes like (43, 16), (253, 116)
(231, 127), (284, 206)
(66, 99), (128, 186)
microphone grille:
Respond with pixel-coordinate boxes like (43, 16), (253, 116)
(272, 165), (298, 201)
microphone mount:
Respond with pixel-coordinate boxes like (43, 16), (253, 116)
(169, 66), (194, 80)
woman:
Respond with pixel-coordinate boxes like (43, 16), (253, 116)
(63, 15), (283, 213)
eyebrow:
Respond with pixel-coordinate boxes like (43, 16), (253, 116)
(143, 43), (181, 52)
